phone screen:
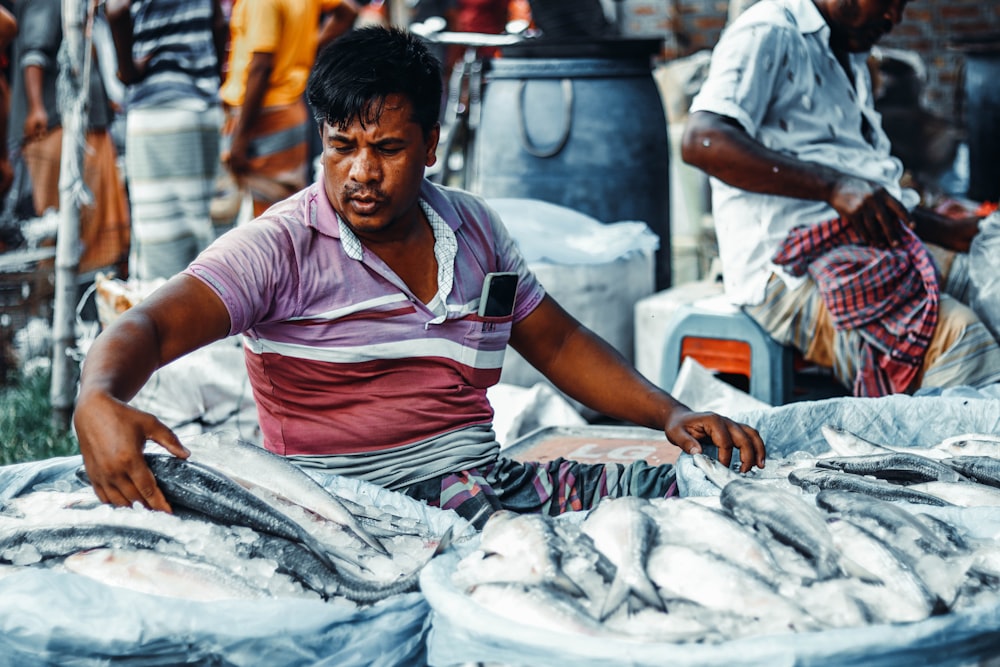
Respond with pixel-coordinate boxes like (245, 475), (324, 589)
(478, 272), (519, 317)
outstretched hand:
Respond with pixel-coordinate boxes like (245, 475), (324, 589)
(74, 392), (189, 512)
(663, 408), (766, 473)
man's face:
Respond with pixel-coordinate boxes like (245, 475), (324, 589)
(320, 95), (439, 240)
(828, 0), (909, 52)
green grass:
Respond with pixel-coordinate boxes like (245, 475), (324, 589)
(0, 369), (79, 466)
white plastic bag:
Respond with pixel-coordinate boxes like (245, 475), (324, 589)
(968, 211), (1000, 340)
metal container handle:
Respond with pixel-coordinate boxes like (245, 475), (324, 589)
(516, 78), (573, 158)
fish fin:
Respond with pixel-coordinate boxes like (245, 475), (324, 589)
(629, 574), (666, 611)
(598, 574), (629, 621)
(350, 525), (389, 556)
(551, 571), (586, 598)
(432, 526), (455, 557)
(838, 554), (880, 583)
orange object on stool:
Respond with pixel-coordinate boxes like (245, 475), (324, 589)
(659, 298), (793, 406)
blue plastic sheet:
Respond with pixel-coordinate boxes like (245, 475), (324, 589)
(0, 454), (474, 667)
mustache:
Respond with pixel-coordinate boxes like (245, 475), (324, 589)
(343, 184), (386, 200)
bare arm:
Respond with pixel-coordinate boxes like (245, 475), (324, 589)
(22, 64), (48, 140)
(509, 296), (766, 471)
(73, 275), (232, 511)
(225, 51), (273, 176)
(317, 1), (358, 52)
(105, 0), (146, 85)
(681, 110), (912, 249)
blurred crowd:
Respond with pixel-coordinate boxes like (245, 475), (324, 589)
(0, 0), (525, 282)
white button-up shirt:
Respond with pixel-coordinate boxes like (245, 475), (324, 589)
(690, 0), (916, 305)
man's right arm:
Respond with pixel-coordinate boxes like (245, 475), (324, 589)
(73, 275), (233, 512)
(681, 110), (911, 249)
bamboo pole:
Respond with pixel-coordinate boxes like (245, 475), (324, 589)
(50, 0), (94, 428)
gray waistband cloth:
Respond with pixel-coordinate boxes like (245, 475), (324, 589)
(287, 424), (501, 492)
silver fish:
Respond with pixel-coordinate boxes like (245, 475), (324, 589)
(0, 522), (186, 565)
(581, 496), (664, 619)
(646, 543), (820, 635)
(934, 433), (1000, 458)
(648, 497), (787, 585)
(454, 511), (582, 597)
(825, 518), (942, 617)
(467, 582), (610, 637)
(788, 468), (952, 506)
(820, 425), (894, 457)
(815, 489), (958, 557)
(816, 452), (968, 484)
(63, 547), (277, 601)
(719, 478), (847, 580)
(942, 456), (1000, 489)
(243, 530), (425, 603)
(180, 434), (387, 555)
(144, 454), (341, 573)
(908, 480), (1000, 507)
(690, 453), (742, 489)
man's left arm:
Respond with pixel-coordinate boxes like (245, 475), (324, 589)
(508, 295), (766, 471)
(909, 207), (980, 253)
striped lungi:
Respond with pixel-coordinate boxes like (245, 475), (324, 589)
(404, 456), (678, 529)
(125, 105), (223, 280)
(745, 243), (1000, 393)
(222, 100), (309, 217)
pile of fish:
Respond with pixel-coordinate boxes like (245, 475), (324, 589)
(450, 429), (1000, 643)
(725, 426), (1000, 508)
(0, 435), (452, 604)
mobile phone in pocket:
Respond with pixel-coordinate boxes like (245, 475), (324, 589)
(477, 272), (519, 317)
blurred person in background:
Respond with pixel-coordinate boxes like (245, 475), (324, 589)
(107, 0), (228, 281)
(8, 0), (130, 275)
(220, 0), (357, 218)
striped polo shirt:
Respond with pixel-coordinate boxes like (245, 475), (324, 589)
(185, 179), (546, 457)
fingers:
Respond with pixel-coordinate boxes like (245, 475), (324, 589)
(666, 413), (766, 473)
(147, 421), (190, 460)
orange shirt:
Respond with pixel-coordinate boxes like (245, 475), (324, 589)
(220, 0), (342, 108)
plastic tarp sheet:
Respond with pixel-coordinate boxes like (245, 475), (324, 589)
(485, 197), (659, 265)
(678, 386), (1000, 498)
(0, 453), (476, 667)
(422, 390), (1000, 666)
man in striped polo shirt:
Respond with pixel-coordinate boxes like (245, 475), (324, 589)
(74, 26), (765, 528)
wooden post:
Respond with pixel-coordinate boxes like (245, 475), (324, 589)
(50, 0), (93, 428)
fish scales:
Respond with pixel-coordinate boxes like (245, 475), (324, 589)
(788, 468), (952, 506)
(456, 511), (583, 596)
(144, 454), (341, 573)
(815, 489), (957, 557)
(719, 478), (844, 580)
(816, 453), (968, 484)
(941, 456), (1000, 489)
(581, 497), (664, 618)
(820, 426), (894, 457)
(181, 435), (387, 555)
(0, 523), (185, 564)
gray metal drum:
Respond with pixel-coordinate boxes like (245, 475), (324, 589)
(471, 40), (672, 289)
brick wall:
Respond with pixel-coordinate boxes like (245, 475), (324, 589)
(629, 0), (1000, 121)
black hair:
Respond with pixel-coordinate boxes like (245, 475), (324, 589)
(306, 26), (443, 138)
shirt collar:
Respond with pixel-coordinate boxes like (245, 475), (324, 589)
(784, 0), (830, 39)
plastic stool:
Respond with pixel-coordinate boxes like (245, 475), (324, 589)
(659, 297), (793, 406)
